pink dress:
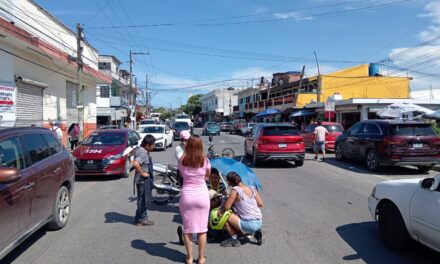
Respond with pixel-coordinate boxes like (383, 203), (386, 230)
(178, 158), (211, 234)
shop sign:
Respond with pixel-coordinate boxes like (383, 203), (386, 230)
(0, 84), (16, 127)
(325, 101), (335, 111)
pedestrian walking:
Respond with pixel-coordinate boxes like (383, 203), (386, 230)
(313, 120), (329, 161)
(67, 123), (80, 151)
(51, 121), (63, 142)
(132, 135), (156, 226)
(178, 135), (210, 264)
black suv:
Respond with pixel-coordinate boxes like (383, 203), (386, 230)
(335, 120), (440, 172)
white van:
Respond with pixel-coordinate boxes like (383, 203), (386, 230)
(174, 114), (193, 127)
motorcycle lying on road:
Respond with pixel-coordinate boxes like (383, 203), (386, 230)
(151, 135), (235, 205)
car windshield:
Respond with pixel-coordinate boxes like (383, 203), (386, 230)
(174, 122), (189, 129)
(389, 124), (436, 136)
(325, 124), (343, 132)
(207, 123), (219, 128)
(139, 126), (165, 134)
(141, 120), (155, 125)
(176, 114), (190, 119)
(82, 133), (126, 146)
(263, 126), (300, 136)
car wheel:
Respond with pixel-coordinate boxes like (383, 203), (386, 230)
(46, 186), (70, 230)
(366, 150), (379, 172)
(252, 149), (260, 167)
(417, 165), (433, 172)
(295, 160), (304, 167)
(169, 140), (173, 147)
(335, 144), (345, 161)
(121, 158), (130, 178)
(378, 202), (412, 250)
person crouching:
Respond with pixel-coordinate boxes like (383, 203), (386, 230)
(219, 171), (264, 247)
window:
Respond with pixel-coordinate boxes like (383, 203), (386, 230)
(364, 124), (381, 134)
(111, 86), (120, 97)
(23, 134), (51, 165)
(263, 126), (300, 136)
(0, 137), (25, 169)
(324, 124), (343, 132)
(82, 133), (126, 146)
(390, 124), (436, 136)
(42, 134), (63, 155)
(349, 123), (364, 135)
(100, 86), (110, 98)
(99, 62), (110, 70)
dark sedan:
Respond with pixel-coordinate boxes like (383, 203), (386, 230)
(203, 122), (221, 136)
(173, 121), (191, 140)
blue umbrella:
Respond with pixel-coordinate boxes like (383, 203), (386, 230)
(210, 158), (263, 191)
(256, 108), (280, 118)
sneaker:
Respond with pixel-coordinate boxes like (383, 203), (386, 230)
(135, 220), (155, 226)
(177, 225), (184, 245)
(254, 229), (263, 245)
(220, 238), (241, 247)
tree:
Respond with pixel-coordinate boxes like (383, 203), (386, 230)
(182, 94), (202, 116)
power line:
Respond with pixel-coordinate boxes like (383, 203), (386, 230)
(87, 0), (415, 29)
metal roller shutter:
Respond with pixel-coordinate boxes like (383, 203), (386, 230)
(16, 82), (43, 127)
(66, 81), (79, 126)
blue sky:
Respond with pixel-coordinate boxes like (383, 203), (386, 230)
(36, 0), (439, 107)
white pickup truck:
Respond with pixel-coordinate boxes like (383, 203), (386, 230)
(174, 114), (193, 128)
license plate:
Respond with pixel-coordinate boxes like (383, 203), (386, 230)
(413, 143), (423, 148)
(278, 143), (287, 148)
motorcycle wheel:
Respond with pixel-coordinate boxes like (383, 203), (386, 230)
(152, 173), (176, 205)
(221, 148), (235, 159)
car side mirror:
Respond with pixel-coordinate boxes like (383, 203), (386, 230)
(0, 167), (21, 184)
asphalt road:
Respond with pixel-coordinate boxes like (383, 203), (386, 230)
(2, 128), (439, 264)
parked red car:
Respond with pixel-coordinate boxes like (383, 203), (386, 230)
(244, 123), (305, 166)
(301, 122), (344, 150)
(72, 129), (140, 177)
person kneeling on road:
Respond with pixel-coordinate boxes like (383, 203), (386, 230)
(219, 171), (264, 247)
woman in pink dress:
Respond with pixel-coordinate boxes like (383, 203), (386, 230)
(178, 135), (211, 264)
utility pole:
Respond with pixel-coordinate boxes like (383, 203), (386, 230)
(314, 51), (321, 102)
(76, 23), (84, 139)
(129, 50), (148, 130)
(294, 65), (306, 107)
(430, 84), (433, 100)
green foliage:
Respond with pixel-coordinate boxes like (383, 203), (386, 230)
(181, 94), (202, 116)
(431, 122), (440, 136)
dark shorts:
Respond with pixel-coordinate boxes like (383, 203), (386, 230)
(314, 141), (325, 152)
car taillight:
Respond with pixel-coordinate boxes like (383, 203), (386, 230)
(383, 137), (397, 149)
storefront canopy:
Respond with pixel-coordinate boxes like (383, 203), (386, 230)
(290, 109), (316, 117)
(256, 108), (280, 117)
(376, 102), (434, 119)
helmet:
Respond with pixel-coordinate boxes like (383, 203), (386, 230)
(209, 208), (232, 230)
(180, 130), (190, 140)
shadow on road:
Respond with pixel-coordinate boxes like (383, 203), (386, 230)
(336, 222), (439, 264)
(104, 212), (134, 225)
(0, 229), (46, 264)
(75, 175), (123, 182)
(237, 155), (298, 169)
(131, 239), (186, 262)
(325, 157), (431, 177)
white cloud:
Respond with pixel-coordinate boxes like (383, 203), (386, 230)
(273, 12), (313, 21)
(252, 6), (269, 15)
(384, 1), (440, 94)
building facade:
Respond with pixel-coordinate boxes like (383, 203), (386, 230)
(96, 55), (131, 128)
(200, 87), (238, 122)
(0, 0), (111, 145)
